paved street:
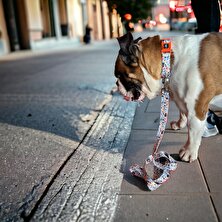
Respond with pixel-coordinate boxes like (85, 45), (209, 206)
(1, 30), (222, 222)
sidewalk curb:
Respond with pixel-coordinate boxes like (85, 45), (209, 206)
(21, 94), (137, 221)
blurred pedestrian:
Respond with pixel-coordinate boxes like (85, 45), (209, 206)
(83, 24), (92, 44)
(191, 0), (221, 33)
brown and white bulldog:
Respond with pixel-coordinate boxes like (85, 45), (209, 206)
(114, 32), (222, 162)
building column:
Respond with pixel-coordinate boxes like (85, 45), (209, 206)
(81, 0), (88, 31)
(0, 0), (10, 54)
(96, 0), (102, 40)
(52, 0), (62, 39)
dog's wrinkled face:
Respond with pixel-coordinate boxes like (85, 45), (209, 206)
(115, 55), (146, 101)
(114, 32), (146, 102)
(114, 32), (163, 101)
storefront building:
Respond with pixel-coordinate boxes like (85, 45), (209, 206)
(0, 0), (113, 56)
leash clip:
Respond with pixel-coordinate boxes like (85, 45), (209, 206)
(162, 77), (170, 92)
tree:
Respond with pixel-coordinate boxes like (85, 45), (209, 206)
(107, 0), (156, 23)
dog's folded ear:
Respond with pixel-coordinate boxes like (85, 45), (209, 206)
(117, 32), (141, 67)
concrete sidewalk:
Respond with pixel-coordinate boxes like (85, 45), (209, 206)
(114, 97), (222, 222)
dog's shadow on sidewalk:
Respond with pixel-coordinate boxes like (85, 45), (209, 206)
(170, 153), (181, 161)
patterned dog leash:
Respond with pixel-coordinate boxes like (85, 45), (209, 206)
(129, 39), (177, 191)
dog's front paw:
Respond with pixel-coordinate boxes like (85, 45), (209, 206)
(179, 148), (198, 163)
(170, 114), (187, 130)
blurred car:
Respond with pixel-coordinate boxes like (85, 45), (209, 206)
(171, 21), (185, 31)
(183, 21), (197, 32)
(171, 19), (197, 32)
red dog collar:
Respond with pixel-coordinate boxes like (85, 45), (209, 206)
(161, 38), (172, 53)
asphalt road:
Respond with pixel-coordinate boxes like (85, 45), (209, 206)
(0, 41), (119, 141)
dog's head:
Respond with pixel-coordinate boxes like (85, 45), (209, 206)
(114, 32), (162, 101)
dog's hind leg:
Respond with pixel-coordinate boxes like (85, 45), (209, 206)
(170, 112), (187, 130)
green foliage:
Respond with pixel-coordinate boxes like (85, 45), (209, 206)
(107, 0), (156, 22)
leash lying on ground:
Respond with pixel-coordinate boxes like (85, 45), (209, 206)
(129, 39), (177, 191)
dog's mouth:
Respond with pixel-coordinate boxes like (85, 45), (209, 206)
(116, 79), (145, 102)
